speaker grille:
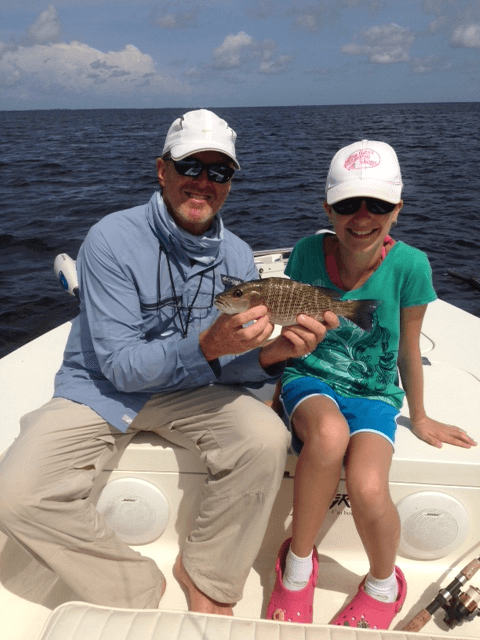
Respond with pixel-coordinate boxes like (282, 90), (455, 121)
(103, 496), (158, 538)
(96, 478), (170, 545)
(397, 492), (469, 560)
(403, 509), (458, 552)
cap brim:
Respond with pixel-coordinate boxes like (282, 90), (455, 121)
(326, 178), (402, 205)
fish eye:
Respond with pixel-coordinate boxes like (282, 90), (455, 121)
(233, 289), (243, 298)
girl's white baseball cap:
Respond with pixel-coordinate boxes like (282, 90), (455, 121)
(326, 140), (402, 204)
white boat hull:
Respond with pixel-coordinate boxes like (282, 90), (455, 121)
(1, 249), (480, 639)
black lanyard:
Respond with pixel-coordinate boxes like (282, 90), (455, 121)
(157, 243), (216, 338)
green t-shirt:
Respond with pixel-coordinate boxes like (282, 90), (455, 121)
(283, 234), (437, 409)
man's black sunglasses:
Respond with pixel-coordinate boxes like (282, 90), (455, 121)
(331, 197), (397, 216)
(169, 157), (235, 184)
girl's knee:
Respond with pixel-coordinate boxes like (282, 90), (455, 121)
(348, 477), (391, 517)
(299, 418), (349, 465)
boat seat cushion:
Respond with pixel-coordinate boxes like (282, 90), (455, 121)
(38, 601), (463, 640)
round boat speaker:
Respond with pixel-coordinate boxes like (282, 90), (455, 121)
(397, 492), (469, 560)
(96, 478), (170, 545)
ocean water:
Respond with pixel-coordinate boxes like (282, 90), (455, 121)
(1, 103), (480, 360)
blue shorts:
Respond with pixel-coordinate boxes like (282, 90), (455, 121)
(281, 377), (399, 455)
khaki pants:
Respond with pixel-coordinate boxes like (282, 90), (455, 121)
(0, 385), (290, 607)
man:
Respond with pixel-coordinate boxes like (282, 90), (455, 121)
(0, 110), (336, 615)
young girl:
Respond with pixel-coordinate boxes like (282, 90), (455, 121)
(266, 140), (476, 629)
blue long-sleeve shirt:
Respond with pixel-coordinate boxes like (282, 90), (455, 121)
(54, 192), (281, 432)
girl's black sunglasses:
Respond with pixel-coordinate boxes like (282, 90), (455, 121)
(331, 197), (397, 215)
(169, 157), (235, 184)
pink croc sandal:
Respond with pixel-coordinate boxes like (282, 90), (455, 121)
(330, 566), (407, 630)
(266, 538), (319, 623)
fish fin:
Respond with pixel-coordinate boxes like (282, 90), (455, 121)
(350, 299), (382, 332)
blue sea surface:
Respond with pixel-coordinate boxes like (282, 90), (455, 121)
(1, 103), (480, 359)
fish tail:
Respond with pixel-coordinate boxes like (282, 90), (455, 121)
(350, 299), (380, 332)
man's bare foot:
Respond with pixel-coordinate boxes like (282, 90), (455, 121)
(173, 555), (234, 616)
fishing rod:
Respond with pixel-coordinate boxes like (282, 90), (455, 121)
(402, 555), (480, 632)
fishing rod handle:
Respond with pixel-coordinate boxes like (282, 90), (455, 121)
(401, 609), (431, 632)
(54, 253), (79, 298)
(461, 558), (480, 581)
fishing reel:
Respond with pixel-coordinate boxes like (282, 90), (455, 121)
(443, 585), (480, 629)
(402, 554), (480, 633)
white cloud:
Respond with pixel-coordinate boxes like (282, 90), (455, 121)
(26, 5), (61, 45)
(451, 23), (480, 48)
(246, 0), (278, 20)
(259, 53), (293, 74)
(290, 0), (382, 33)
(342, 23), (415, 63)
(213, 31), (293, 73)
(152, 0), (231, 30)
(294, 13), (319, 32)
(213, 32), (255, 69)
(427, 16), (448, 35)
(154, 11), (198, 29)
(0, 41), (186, 94)
(0, 7), (190, 106)
(412, 55), (452, 73)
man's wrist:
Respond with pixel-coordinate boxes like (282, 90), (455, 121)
(199, 330), (217, 362)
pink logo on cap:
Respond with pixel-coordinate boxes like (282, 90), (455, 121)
(344, 149), (380, 171)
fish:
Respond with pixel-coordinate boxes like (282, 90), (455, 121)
(214, 277), (380, 332)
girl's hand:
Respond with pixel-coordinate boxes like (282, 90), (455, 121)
(411, 416), (477, 449)
(259, 311), (339, 369)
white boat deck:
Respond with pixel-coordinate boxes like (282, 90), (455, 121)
(1, 250), (480, 640)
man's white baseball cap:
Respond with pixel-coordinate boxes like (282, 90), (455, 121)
(162, 109), (240, 169)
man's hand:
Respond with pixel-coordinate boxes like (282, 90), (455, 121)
(259, 311), (339, 369)
(199, 305), (274, 362)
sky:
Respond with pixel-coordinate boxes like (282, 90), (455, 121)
(1, 0), (480, 110)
